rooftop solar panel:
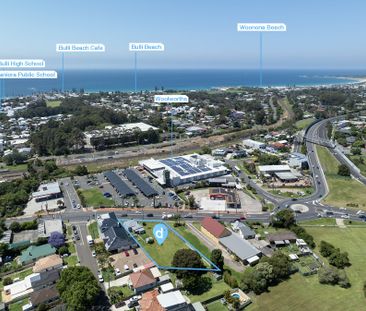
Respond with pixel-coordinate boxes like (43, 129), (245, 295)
(104, 171), (135, 196)
(124, 168), (158, 197)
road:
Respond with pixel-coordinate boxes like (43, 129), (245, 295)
(74, 222), (100, 277)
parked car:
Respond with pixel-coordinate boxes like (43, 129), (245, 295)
(92, 250), (96, 257)
(114, 268), (121, 277)
(146, 213), (154, 217)
(124, 264), (129, 271)
(133, 248), (138, 255)
(125, 251), (130, 257)
(98, 274), (104, 283)
(133, 263), (138, 268)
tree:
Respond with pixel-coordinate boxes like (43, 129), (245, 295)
(172, 249), (205, 279)
(223, 271), (238, 288)
(337, 269), (351, 288)
(57, 266), (100, 311)
(0, 243), (9, 257)
(266, 251), (292, 281)
(210, 249), (224, 272)
(108, 286), (125, 305)
(182, 275), (212, 295)
(328, 250), (350, 269)
(48, 231), (65, 248)
(73, 165), (88, 176)
(9, 221), (21, 233)
(3, 277), (13, 286)
(318, 266), (339, 285)
(187, 195), (196, 209)
(271, 210), (295, 228)
(58, 245), (69, 256)
(337, 164), (350, 177)
(320, 241), (336, 257)
(351, 147), (362, 155)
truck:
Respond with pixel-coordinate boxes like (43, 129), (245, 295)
(86, 235), (94, 246)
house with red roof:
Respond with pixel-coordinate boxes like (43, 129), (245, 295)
(128, 268), (157, 293)
(201, 217), (231, 244)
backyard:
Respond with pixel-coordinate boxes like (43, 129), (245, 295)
(317, 146), (366, 209)
(248, 226), (366, 311)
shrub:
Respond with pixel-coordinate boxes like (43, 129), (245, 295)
(3, 277), (13, 286)
(320, 241), (336, 257)
(223, 271), (238, 288)
(58, 245), (69, 256)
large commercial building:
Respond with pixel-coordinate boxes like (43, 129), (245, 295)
(31, 182), (62, 203)
(140, 154), (228, 187)
(84, 122), (159, 150)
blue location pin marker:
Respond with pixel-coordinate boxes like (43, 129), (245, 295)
(153, 223), (169, 245)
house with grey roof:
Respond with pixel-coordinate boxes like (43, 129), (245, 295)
(219, 233), (261, 265)
(99, 212), (137, 252)
(231, 221), (256, 239)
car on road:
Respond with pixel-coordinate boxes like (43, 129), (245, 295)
(114, 268), (121, 277)
(341, 214), (350, 219)
(183, 213), (193, 218)
(98, 274), (104, 283)
(212, 215), (220, 219)
(146, 213), (154, 217)
(92, 250), (96, 257)
(120, 213), (128, 217)
(135, 211), (142, 214)
(130, 296), (141, 303)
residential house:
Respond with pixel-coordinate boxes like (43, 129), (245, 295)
(201, 217), (231, 244)
(98, 212), (137, 252)
(29, 286), (59, 309)
(157, 290), (189, 311)
(129, 269), (157, 293)
(19, 244), (56, 265)
(231, 221), (256, 239)
(32, 254), (63, 274)
(267, 231), (297, 247)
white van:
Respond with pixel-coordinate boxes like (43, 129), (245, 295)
(87, 235), (94, 246)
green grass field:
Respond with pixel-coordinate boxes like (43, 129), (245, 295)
(78, 188), (115, 208)
(299, 218), (336, 226)
(46, 100), (61, 107)
(174, 225), (211, 258)
(8, 298), (29, 311)
(248, 227), (366, 311)
(295, 117), (315, 130)
(317, 146), (366, 209)
(206, 301), (228, 311)
(136, 223), (189, 267)
(188, 276), (230, 303)
(88, 221), (100, 239)
(64, 255), (78, 267)
(350, 154), (366, 176)
(0, 163), (28, 172)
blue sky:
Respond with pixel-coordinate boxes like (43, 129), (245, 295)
(1, 0), (365, 69)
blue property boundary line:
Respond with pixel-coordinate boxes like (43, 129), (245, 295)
(118, 218), (221, 272)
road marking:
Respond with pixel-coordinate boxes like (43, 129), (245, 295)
(77, 224), (85, 246)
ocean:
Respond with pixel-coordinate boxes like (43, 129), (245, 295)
(1, 69), (366, 97)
